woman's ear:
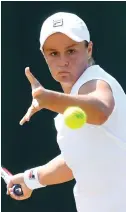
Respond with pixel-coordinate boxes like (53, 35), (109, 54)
(87, 41), (93, 59)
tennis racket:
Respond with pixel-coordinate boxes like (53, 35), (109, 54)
(1, 167), (23, 196)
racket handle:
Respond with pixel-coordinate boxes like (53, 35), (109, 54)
(13, 184), (23, 196)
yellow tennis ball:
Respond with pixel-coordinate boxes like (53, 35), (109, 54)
(63, 106), (87, 129)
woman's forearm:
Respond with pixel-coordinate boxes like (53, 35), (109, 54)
(38, 154), (74, 185)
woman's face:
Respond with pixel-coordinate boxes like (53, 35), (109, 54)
(42, 33), (92, 91)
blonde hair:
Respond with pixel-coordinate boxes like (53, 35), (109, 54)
(88, 57), (95, 66)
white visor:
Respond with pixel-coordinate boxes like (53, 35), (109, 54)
(40, 12), (90, 49)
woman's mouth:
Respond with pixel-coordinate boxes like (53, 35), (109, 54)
(58, 71), (70, 75)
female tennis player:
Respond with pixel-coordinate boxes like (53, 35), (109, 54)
(7, 12), (126, 212)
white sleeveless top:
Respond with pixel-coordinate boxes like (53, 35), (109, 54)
(54, 65), (126, 212)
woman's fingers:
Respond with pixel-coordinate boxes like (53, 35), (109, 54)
(19, 104), (37, 125)
(25, 67), (40, 90)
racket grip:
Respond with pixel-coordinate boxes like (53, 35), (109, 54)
(13, 184), (23, 196)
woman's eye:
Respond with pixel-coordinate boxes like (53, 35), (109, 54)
(67, 49), (76, 55)
(50, 52), (58, 56)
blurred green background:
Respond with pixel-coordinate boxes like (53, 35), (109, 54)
(1, 2), (126, 212)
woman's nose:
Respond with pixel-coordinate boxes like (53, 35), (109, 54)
(58, 55), (69, 68)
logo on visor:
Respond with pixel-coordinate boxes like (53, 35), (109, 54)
(53, 19), (63, 27)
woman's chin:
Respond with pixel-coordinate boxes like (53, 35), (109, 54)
(55, 75), (72, 83)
